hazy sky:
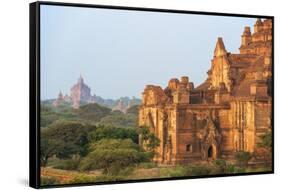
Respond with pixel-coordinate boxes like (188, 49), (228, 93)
(40, 5), (257, 100)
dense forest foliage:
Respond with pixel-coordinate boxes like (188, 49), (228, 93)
(40, 103), (272, 186)
(41, 103), (138, 128)
(40, 103), (161, 185)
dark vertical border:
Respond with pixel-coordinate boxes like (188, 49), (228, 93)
(29, 1), (274, 189)
(29, 2), (40, 188)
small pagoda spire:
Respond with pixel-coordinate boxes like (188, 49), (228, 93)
(59, 90), (63, 96)
(78, 74), (84, 84)
(58, 90), (64, 100)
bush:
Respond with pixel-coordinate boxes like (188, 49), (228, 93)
(138, 162), (157, 169)
(185, 165), (211, 176)
(212, 159), (248, 174)
(116, 166), (135, 176)
(235, 151), (252, 167)
(213, 159), (227, 173)
(79, 139), (151, 175)
(40, 177), (60, 186)
(160, 166), (186, 177)
(226, 164), (236, 173)
(53, 155), (81, 170)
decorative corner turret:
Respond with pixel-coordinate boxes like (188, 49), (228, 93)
(241, 26), (252, 46)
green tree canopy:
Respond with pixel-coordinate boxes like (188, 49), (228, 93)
(138, 126), (160, 153)
(98, 111), (137, 128)
(40, 121), (96, 166)
(90, 126), (138, 144)
(40, 105), (60, 128)
(76, 103), (111, 122)
(79, 139), (151, 175)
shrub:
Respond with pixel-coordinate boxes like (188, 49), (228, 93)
(53, 155), (81, 170)
(213, 159), (227, 173)
(160, 166), (186, 177)
(235, 151), (252, 167)
(138, 162), (157, 169)
(258, 131), (272, 148)
(115, 166), (135, 176)
(226, 164), (236, 173)
(185, 165), (211, 176)
(257, 131), (272, 167)
(79, 139), (151, 175)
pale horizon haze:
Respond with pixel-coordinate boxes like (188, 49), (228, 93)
(40, 5), (257, 100)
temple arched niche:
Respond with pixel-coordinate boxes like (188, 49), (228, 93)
(199, 113), (222, 160)
(207, 144), (217, 159)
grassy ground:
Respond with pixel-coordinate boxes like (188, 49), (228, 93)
(41, 162), (271, 186)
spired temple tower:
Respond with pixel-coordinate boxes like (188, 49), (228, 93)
(52, 75), (92, 108)
(138, 19), (272, 164)
(70, 75), (92, 108)
(52, 91), (65, 107)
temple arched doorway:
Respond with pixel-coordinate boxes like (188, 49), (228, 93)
(208, 146), (213, 158)
(207, 145), (216, 159)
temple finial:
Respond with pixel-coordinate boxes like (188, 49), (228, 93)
(78, 74), (84, 84)
(214, 37), (227, 57)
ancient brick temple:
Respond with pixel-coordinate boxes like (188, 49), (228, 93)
(138, 19), (272, 164)
(70, 75), (92, 108)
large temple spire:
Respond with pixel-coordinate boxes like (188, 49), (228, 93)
(214, 37), (227, 57)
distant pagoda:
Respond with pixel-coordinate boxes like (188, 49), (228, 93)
(70, 75), (92, 108)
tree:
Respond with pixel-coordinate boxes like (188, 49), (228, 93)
(40, 128), (60, 167)
(138, 126), (160, 156)
(40, 104), (78, 128)
(79, 139), (151, 175)
(90, 126), (138, 144)
(40, 105), (60, 128)
(40, 121), (96, 166)
(76, 103), (111, 122)
(98, 111), (137, 128)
